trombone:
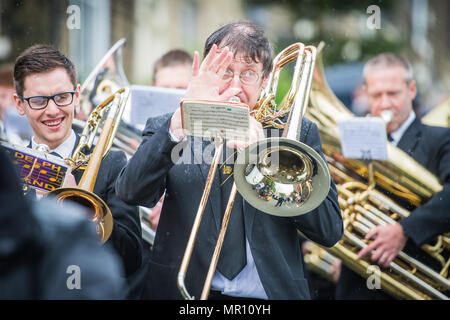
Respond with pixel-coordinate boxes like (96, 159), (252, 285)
(47, 87), (130, 243)
(177, 43), (332, 300)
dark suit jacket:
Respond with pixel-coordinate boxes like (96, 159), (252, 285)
(0, 147), (127, 299)
(27, 136), (143, 279)
(116, 113), (343, 300)
(336, 119), (450, 300)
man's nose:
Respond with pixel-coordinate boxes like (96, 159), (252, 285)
(379, 93), (391, 108)
(45, 98), (60, 114)
(229, 73), (243, 88)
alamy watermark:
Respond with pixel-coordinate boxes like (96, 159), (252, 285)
(66, 265), (81, 290)
(366, 5), (381, 30)
(66, 5), (81, 30)
(366, 265), (381, 290)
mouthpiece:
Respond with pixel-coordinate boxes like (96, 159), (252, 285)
(229, 96), (241, 103)
(35, 143), (50, 153)
(380, 110), (394, 124)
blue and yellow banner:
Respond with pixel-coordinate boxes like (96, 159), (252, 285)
(1, 142), (70, 192)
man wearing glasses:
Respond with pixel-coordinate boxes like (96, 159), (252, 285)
(12, 44), (144, 298)
(116, 21), (342, 300)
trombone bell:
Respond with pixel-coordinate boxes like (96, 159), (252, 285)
(48, 187), (113, 243)
(235, 137), (330, 217)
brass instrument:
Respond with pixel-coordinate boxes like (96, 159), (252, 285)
(47, 87), (130, 243)
(177, 43), (331, 300)
(75, 38), (140, 158)
(304, 44), (450, 300)
(422, 97), (450, 127)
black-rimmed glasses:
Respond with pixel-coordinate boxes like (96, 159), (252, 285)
(19, 91), (76, 110)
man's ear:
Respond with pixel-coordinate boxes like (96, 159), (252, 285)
(13, 94), (26, 116)
(261, 74), (270, 90)
(409, 80), (417, 100)
(75, 83), (81, 98)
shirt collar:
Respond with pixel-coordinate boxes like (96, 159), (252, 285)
(390, 110), (416, 146)
(32, 129), (76, 159)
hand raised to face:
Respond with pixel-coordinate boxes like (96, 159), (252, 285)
(185, 44), (241, 102)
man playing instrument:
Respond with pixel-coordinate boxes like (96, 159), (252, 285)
(336, 53), (450, 299)
(116, 21), (343, 300)
(12, 44), (144, 298)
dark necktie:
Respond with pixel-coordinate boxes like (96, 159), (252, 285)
(50, 151), (62, 158)
(215, 147), (247, 280)
(387, 134), (394, 142)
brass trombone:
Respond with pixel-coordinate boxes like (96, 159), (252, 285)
(47, 87), (130, 243)
(177, 43), (332, 300)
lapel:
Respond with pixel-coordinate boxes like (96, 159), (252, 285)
(397, 119), (422, 157)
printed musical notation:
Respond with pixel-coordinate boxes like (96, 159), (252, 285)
(1, 143), (69, 192)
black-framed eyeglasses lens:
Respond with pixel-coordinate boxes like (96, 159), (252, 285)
(22, 91), (76, 110)
(222, 70), (259, 85)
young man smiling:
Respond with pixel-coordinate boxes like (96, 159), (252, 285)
(13, 45), (144, 297)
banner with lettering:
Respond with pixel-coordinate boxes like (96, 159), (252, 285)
(1, 142), (70, 192)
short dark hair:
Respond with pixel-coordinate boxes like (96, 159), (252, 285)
(204, 21), (274, 78)
(13, 44), (77, 97)
(153, 49), (193, 82)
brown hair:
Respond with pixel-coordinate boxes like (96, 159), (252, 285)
(152, 49), (193, 82)
(13, 44), (77, 96)
(204, 21), (274, 78)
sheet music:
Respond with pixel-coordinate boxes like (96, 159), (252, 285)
(337, 117), (388, 160)
(181, 100), (250, 142)
(129, 85), (185, 130)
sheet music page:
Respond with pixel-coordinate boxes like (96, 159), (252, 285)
(337, 117), (388, 160)
(181, 100), (250, 142)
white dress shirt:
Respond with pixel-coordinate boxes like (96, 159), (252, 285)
(389, 110), (416, 146)
(31, 130), (76, 199)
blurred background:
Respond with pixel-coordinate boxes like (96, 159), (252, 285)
(0, 0), (449, 117)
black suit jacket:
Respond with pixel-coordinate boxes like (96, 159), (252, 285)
(116, 113), (343, 300)
(336, 119), (450, 300)
(27, 136), (143, 278)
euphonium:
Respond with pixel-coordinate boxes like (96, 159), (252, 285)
(304, 44), (450, 300)
(47, 87), (130, 243)
(74, 38), (140, 158)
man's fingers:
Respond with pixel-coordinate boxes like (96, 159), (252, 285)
(365, 227), (379, 240)
(200, 44), (217, 71)
(384, 253), (396, 268)
(216, 52), (233, 77)
(357, 240), (378, 259)
(209, 46), (230, 73)
(191, 51), (200, 77)
(370, 246), (387, 263)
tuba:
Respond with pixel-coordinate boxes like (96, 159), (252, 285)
(47, 87), (130, 243)
(75, 38), (142, 158)
(422, 97), (450, 128)
(303, 43), (450, 300)
(177, 43), (331, 299)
